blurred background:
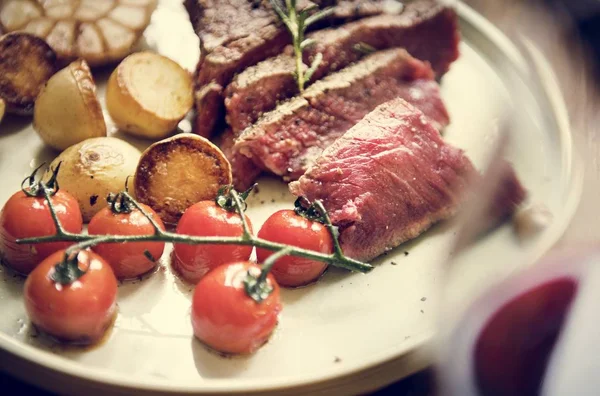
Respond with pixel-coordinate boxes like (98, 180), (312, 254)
(378, 1), (600, 394)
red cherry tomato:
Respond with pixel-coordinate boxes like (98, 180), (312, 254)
(256, 210), (332, 288)
(0, 190), (83, 275)
(173, 201), (253, 283)
(24, 250), (118, 344)
(88, 204), (165, 279)
(191, 261), (281, 354)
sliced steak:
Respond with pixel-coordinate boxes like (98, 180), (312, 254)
(225, 52), (298, 134)
(289, 98), (473, 261)
(225, 0), (459, 134)
(185, 0), (396, 137)
(290, 98), (527, 262)
(216, 129), (263, 191)
(233, 48), (449, 183)
(186, 0), (390, 54)
(307, 0), (459, 80)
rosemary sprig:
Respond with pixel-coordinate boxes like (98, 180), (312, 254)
(17, 185), (373, 286)
(353, 42), (376, 55)
(270, 0), (333, 92)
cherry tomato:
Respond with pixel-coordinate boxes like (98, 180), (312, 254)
(173, 201), (253, 284)
(88, 204), (165, 279)
(191, 261), (281, 354)
(24, 250), (118, 344)
(0, 190), (83, 275)
(256, 210), (332, 288)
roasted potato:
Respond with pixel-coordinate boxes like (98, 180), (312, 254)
(34, 59), (106, 151)
(46, 137), (141, 222)
(0, 32), (57, 115)
(106, 51), (193, 140)
(134, 134), (232, 224)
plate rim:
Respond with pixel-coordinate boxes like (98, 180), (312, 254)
(0, 2), (583, 393)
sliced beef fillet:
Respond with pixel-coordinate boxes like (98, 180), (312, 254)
(216, 129), (263, 191)
(186, 0), (289, 137)
(225, 0), (459, 134)
(289, 98), (526, 262)
(308, 0), (459, 80)
(185, 0), (395, 137)
(289, 98), (472, 261)
(225, 52), (298, 134)
(232, 48), (450, 184)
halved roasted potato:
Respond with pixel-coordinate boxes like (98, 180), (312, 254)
(106, 51), (194, 140)
(0, 32), (57, 115)
(134, 134), (232, 224)
(34, 59), (106, 150)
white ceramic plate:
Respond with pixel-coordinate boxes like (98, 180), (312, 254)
(0, 1), (582, 395)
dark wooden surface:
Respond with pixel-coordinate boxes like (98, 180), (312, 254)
(0, 370), (435, 395)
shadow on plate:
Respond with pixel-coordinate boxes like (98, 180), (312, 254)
(116, 265), (168, 310)
(191, 337), (252, 378)
(33, 142), (59, 166)
(279, 275), (327, 306)
(1, 114), (33, 137)
(109, 130), (155, 152)
(0, 263), (26, 298)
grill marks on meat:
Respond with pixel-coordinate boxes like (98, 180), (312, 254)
(233, 49), (450, 183)
(186, 0), (394, 137)
(185, 0), (279, 55)
(289, 98), (476, 262)
(225, 0), (459, 134)
(307, 0), (459, 80)
(313, 0), (398, 19)
(225, 52), (298, 134)
(185, 0), (290, 137)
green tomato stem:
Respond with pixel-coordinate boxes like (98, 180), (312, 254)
(17, 186), (374, 282)
(244, 246), (293, 303)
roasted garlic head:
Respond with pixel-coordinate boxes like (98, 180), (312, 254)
(0, 0), (157, 66)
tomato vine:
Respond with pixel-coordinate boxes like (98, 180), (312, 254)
(16, 183), (373, 300)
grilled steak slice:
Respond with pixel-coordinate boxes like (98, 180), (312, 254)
(216, 129), (263, 191)
(225, 52), (298, 134)
(307, 0), (459, 80)
(290, 98), (527, 262)
(233, 48), (449, 183)
(186, 0), (390, 54)
(289, 98), (474, 261)
(185, 0), (395, 137)
(225, 0), (459, 134)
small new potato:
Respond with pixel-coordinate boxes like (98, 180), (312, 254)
(106, 51), (193, 139)
(46, 137), (141, 222)
(0, 32), (57, 115)
(34, 59), (106, 151)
